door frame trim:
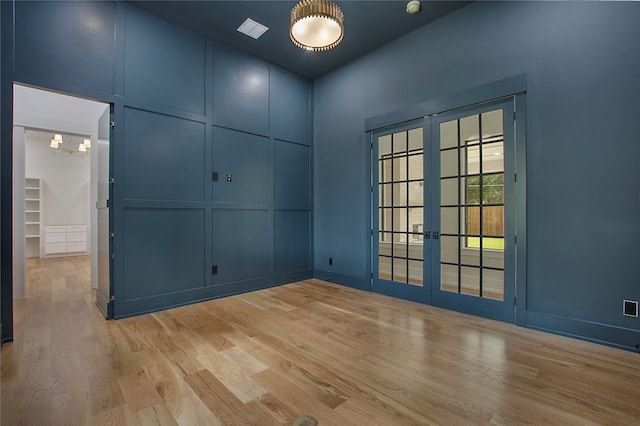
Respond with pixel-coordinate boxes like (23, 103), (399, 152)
(365, 74), (527, 132)
(365, 75), (527, 325)
(370, 118), (431, 304)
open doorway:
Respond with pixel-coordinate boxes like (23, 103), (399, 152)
(12, 84), (109, 302)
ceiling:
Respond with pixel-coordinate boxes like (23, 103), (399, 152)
(131, 1), (470, 80)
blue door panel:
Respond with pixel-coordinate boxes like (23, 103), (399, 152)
(271, 69), (311, 145)
(123, 107), (205, 202)
(212, 47), (269, 135)
(122, 208), (206, 301)
(212, 127), (270, 204)
(15, 1), (116, 96)
(274, 140), (310, 210)
(124, 8), (206, 116)
(212, 209), (272, 285)
(275, 210), (310, 274)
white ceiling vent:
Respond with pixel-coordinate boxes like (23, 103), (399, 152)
(237, 18), (269, 40)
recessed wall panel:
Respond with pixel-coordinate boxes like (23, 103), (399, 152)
(122, 208), (205, 300)
(212, 127), (269, 204)
(271, 69), (311, 145)
(124, 8), (206, 115)
(212, 209), (271, 285)
(15, 1), (115, 95)
(275, 210), (310, 273)
(274, 140), (310, 209)
(212, 47), (269, 134)
(123, 108), (205, 202)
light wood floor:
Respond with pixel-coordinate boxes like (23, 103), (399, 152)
(2, 256), (640, 425)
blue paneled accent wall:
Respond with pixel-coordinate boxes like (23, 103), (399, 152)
(313, 1), (640, 350)
(3, 0), (636, 351)
(1, 1), (312, 323)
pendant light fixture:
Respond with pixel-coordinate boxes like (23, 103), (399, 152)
(290, 0), (344, 51)
(49, 134), (63, 149)
(49, 133), (90, 156)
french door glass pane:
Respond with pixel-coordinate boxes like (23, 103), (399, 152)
(440, 120), (458, 149)
(393, 183), (407, 207)
(460, 266), (480, 296)
(439, 109), (505, 300)
(408, 182), (423, 206)
(441, 207), (458, 234)
(441, 178), (457, 206)
(460, 115), (479, 144)
(483, 268), (504, 301)
(408, 153), (423, 181)
(441, 263), (458, 293)
(377, 126), (424, 287)
(441, 150), (458, 177)
(393, 209), (407, 232)
(393, 157), (407, 180)
(440, 236), (458, 264)
(393, 131), (407, 153)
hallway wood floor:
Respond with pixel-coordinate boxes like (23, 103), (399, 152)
(2, 256), (640, 425)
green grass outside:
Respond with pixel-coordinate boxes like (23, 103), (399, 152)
(466, 237), (504, 250)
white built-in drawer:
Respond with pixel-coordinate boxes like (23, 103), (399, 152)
(45, 243), (67, 254)
(67, 232), (86, 243)
(66, 241), (87, 252)
(46, 233), (66, 243)
(45, 226), (66, 233)
(44, 224), (87, 255)
(66, 225), (86, 233)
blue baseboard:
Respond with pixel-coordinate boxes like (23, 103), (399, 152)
(0, 323), (13, 348)
(115, 269), (313, 319)
(312, 269), (370, 291)
(525, 310), (640, 352)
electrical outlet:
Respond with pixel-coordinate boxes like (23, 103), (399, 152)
(623, 300), (638, 317)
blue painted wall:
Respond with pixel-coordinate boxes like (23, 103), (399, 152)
(0, 1), (7, 344)
(2, 0), (637, 350)
(1, 1), (312, 322)
(313, 1), (640, 349)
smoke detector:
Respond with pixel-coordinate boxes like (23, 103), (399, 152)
(406, 1), (421, 14)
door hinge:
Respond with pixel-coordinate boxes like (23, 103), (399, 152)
(212, 172), (218, 182)
(111, 253), (115, 259)
(110, 178), (115, 184)
(212, 265), (218, 275)
(513, 111), (516, 123)
(424, 231), (430, 239)
(370, 229), (373, 236)
(515, 235), (517, 244)
(514, 297), (517, 306)
(514, 173), (517, 182)
(110, 121), (115, 128)
(110, 232), (115, 238)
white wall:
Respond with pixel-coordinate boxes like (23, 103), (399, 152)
(25, 130), (90, 228)
(13, 84), (108, 296)
(12, 127), (27, 298)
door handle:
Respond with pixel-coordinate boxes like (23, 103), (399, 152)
(432, 231), (440, 240)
